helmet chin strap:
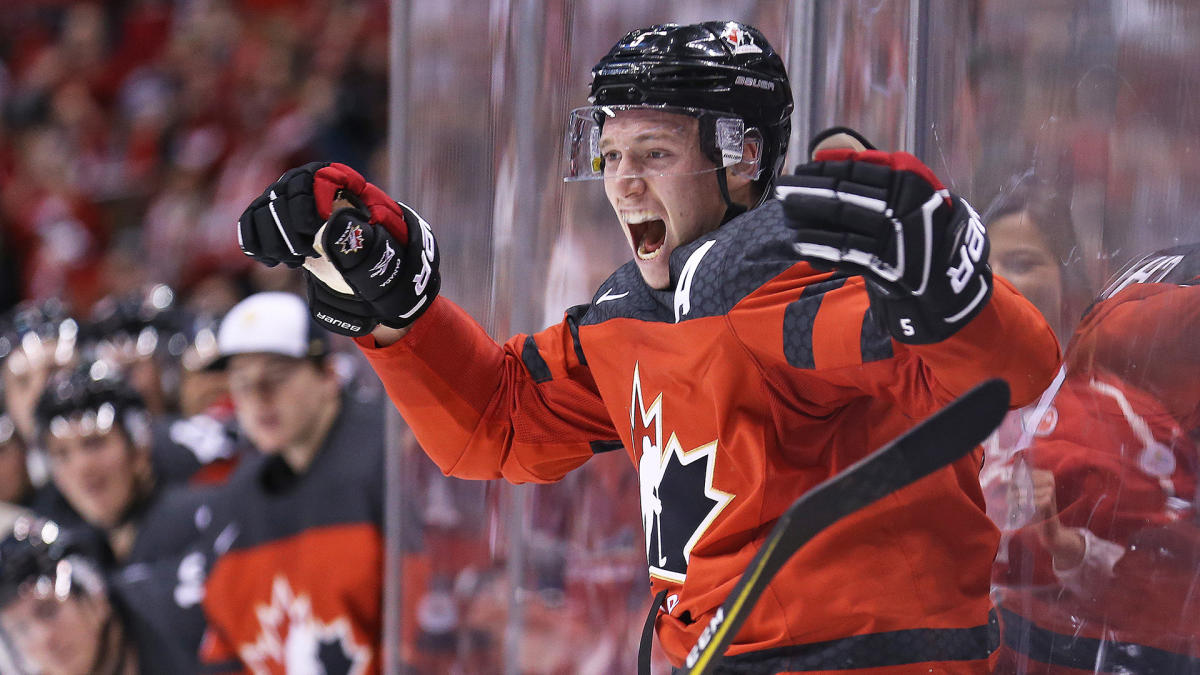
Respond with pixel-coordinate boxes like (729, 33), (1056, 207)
(716, 129), (768, 224)
(716, 169), (748, 225)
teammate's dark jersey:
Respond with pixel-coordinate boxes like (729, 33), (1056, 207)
(115, 482), (229, 674)
(198, 393), (425, 675)
(112, 503), (223, 675)
(356, 199), (1061, 672)
(150, 413), (237, 487)
(22, 481), (87, 529)
(26, 484), (231, 675)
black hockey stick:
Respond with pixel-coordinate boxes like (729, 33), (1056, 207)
(683, 378), (1011, 674)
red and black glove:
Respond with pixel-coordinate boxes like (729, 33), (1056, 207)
(775, 130), (991, 344)
(237, 162), (440, 336)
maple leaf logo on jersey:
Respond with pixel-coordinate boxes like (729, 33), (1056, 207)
(240, 576), (370, 675)
(631, 363), (733, 583)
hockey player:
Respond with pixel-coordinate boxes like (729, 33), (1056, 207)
(197, 291), (426, 675)
(0, 514), (217, 675)
(0, 517), (135, 675)
(34, 365), (161, 559)
(235, 20), (1060, 672)
(86, 286), (237, 486)
(994, 243), (1200, 672)
(31, 365), (223, 673)
(1, 299), (79, 447)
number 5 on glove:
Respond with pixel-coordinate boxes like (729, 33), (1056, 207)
(776, 142), (992, 344)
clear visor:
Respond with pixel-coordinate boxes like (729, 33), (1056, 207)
(563, 105), (747, 182)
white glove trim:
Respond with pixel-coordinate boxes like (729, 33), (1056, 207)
(267, 189), (300, 256)
(305, 222), (356, 295)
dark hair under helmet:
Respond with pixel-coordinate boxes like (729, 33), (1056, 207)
(589, 21), (794, 185)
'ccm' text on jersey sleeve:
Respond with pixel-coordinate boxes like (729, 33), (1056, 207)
(357, 199), (1060, 671)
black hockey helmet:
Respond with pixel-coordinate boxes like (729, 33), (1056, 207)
(587, 21), (793, 184)
(34, 362), (150, 447)
(0, 298), (81, 371)
(0, 517), (105, 609)
(0, 517), (116, 675)
(87, 284), (192, 363)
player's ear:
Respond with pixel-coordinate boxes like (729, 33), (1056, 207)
(727, 129), (763, 189)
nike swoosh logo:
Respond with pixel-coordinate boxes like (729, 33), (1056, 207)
(596, 288), (629, 305)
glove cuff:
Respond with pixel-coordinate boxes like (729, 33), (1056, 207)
(305, 273), (380, 337)
(866, 268), (993, 345)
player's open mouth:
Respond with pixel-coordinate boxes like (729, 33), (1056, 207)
(625, 213), (667, 261)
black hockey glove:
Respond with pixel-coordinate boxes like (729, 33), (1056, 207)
(237, 162), (440, 336)
(776, 144), (992, 344)
(310, 204), (440, 335)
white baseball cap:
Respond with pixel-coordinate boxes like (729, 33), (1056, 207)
(211, 292), (328, 368)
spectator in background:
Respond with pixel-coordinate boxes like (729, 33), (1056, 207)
(978, 176), (1096, 525)
(994, 243), (1200, 672)
(0, 0), (392, 315)
(983, 176), (1094, 342)
(198, 292), (426, 674)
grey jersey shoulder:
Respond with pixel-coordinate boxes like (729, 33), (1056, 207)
(578, 200), (799, 327)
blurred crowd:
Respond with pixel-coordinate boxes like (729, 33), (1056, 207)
(0, 0), (392, 320)
(0, 2), (645, 673)
(0, 0), (1198, 673)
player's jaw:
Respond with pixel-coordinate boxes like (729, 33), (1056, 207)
(618, 207), (672, 288)
(74, 472), (132, 528)
(614, 187), (725, 290)
(241, 408), (290, 453)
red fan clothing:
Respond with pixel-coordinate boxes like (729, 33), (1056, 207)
(995, 282), (1200, 672)
(358, 201), (1060, 671)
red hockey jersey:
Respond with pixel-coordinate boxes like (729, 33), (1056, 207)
(358, 200), (1060, 671)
